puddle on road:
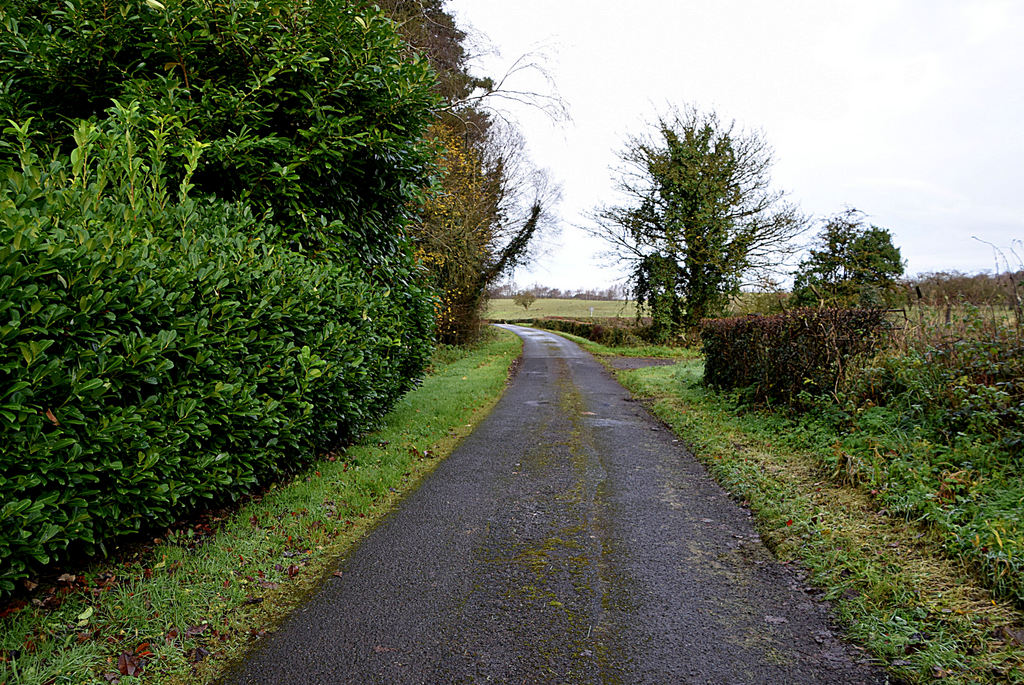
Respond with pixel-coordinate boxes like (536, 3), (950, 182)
(582, 417), (631, 428)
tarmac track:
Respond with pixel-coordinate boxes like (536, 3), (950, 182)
(224, 325), (884, 684)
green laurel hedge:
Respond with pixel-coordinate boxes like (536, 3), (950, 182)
(0, 0), (437, 254)
(0, 112), (433, 593)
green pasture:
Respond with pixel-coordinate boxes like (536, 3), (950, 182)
(485, 298), (638, 320)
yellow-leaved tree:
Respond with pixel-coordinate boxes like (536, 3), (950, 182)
(381, 0), (562, 345)
(417, 123), (500, 343)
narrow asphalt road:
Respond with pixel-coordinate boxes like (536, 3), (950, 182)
(224, 325), (884, 684)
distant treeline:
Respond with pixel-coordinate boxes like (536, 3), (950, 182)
(504, 270), (1024, 309)
(489, 283), (629, 301)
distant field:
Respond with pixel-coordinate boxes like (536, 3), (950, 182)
(486, 298), (638, 320)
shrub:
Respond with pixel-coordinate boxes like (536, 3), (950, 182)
(534, 318), (644, 346)
(701, 308), (890, 404)
(0, 0), (437, 256)
(0, 111), (433, 593)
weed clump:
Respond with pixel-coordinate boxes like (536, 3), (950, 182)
(833, 309), (1024, 606)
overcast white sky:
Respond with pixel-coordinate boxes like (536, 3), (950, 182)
(445, 0), (1024, 291)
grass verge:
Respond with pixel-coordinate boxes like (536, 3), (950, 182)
(615, 358), (1024, 684)
(0, 329), (521, 685)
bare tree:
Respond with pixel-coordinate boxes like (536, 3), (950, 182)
(481, 122), (561, 280)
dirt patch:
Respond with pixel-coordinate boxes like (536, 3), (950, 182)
(603, 357), (679, 370)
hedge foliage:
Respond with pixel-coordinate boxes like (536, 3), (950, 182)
(0, 109), (433, 593)
(701, 308), (890, 403)
(0, 0), (440, 595)
(0, 0), (437, 256)
(534, 318), (644, 347)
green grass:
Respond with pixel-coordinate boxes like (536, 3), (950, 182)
(485, 298), (638, 320)
(820, 398), (1024, 608)
(614, 359), (1024, 684)
(0, 329), (522, 684)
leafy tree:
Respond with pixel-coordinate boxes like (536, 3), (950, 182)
(589, 107), (804, 338)
(633, 253), (683, 342)
(792, 209), (905, 307)
(514, 291), (537, 311)
(415, 123), (499, 340)
(376, 0), (493, 103)
(415, 125), (550, 343)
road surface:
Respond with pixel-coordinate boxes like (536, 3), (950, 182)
(224, 325), (883, 684)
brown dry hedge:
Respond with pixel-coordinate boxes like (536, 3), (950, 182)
(701, 308), (891, 404)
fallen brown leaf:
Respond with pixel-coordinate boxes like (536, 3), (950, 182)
(116, 651), (143, 676)
(184, 623), (209, 638)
